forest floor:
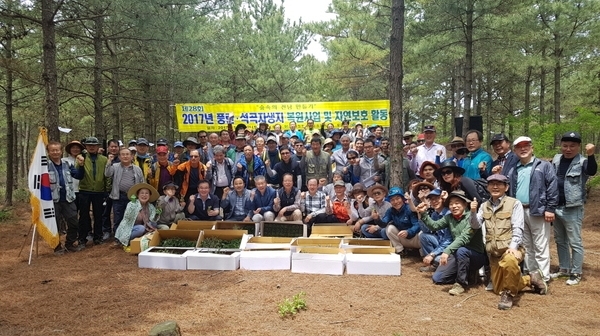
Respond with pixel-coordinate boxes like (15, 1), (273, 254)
(1, 193), (600, 336)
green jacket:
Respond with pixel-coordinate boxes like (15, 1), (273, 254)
(421, 210), (484, 255)
(76, 153), (110, 193)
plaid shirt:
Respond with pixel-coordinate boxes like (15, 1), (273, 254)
(301, 191), (327, 217)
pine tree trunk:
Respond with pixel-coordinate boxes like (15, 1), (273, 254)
(4, 3), (14, 205)
(93, 15), (104, 140)
(524, 66), (532, 134)
(463, 0), (474, 132)
(389, 0), (405, 188)
(553, 31), (561, 147)
(41, 0), (60, 141)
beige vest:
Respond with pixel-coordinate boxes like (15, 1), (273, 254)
(482, 197), (516, 257)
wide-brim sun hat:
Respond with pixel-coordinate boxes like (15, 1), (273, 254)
(444, 190), (471, 207)
(127, 183), (159, 203)
(350, 183), (366, 195)
(434, 161), (465, 179)
(419, 161), (439, 177)
(183, 137), (199, 147)
(412, 181), (435, 197)
(65, 141), (84, 154)
(367, 184), (388, 198)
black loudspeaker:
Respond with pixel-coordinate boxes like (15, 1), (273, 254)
(469, 116), (483, 133)
(454, 117), (464, 137)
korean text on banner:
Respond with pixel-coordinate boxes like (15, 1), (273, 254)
(175, 100), (390, 132)
(27, 128), (59, 249)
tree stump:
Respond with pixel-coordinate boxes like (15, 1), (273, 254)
(149, 320), (181, 336)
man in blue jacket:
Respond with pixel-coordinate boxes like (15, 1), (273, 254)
(489, 134), (519, 177)
(383, 187), (421, 254)
(462, 130), (493, 180)
(508, 136), (558, 283)
(250, 175), (276, 222)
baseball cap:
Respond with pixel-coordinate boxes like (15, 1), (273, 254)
(128, 139), (137, 146)
(236, 132), (246, 140)
(417, 133), (425, 141)
(560, 131), (582, 144)
(128, 146), (137, 151)
(84, 137), (100, 145)
(426, 188), (442, 198)
(403, 131), (415, 137)
(266, 136), (277, 143)
(173, 141), (184, 148)
(156, 138), (168, 146)
(137, 138), (149, 146)
(490, 134), (509, 145)
(487, 174), (508, 183)
(513, 136), (532, 146)
(334, 180), (346, 187)
(423, 125), (436, 133)
(387, 187), (405, 199)
(156, 146), (168, 154)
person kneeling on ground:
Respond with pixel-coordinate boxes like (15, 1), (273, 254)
(356, 184), (391, 238)
(319, 180), (358, 225)
(273, 173), (302, 221)
(221, 177), (253, 221)
(115, 183), (160, 247)
(156, 182), (185, 229)
(418, 188), (452, 273)
(188, 180), (222, 220)
(416, 190), (486, 296)
(250, 175), (276, 222)
(382, 187), (421, 254)
(470, 174), (548, 310)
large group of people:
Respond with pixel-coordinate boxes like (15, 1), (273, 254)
(47, 120), (597, 310)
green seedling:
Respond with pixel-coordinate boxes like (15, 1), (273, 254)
(160, 238), (196, 248)
(278, 292), (307, 318)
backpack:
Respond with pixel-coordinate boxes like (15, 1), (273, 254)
(472, 178), (491, 201)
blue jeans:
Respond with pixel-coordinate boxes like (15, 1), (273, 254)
(432, 247), (487, 286)
(130, 223), (158, 240)
(112, 193), (130, 234)
(360, 224), (388, 239)
(553, 206), (584, 274)
(419, 232), (442, 264)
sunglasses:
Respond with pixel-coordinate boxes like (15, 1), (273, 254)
(441, 170), (453, 175)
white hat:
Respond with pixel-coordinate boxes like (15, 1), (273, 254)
(513, 136), (532, 146)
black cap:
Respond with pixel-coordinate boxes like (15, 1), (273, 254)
(561, 131), (582, 144)
(423, 125), (436, 132)
(490, 134), (509, 145)
(156, 138), (168, 146)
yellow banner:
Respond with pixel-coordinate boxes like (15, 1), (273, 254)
(175, 100), (390, 132)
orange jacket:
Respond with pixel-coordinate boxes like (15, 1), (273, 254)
(175, 161), (207, 198)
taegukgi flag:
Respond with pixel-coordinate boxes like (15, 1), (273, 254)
(27, 128), (59, 248)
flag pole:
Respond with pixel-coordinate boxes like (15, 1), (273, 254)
(17, 222), (35, 257)
(28, 224), (37, 265)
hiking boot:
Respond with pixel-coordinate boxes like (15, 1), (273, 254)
(530, 269), (548, 295)
(93, 239), (104, 245)
(419, 265), (436, 272)
(65, 244), (83, 252)
(566, 273), (581, 286)
(78, 241), (87, 250)
(485, 281), (494, 291)
(449, 283), (465, 296)
(102, 232), (111, 241)
(498, 291), (513, 310)
(550, 269), (570, 280)
(54, 244), (65, 255)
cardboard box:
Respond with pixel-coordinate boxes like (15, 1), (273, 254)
(148, 229), (202, 248)
(310, 225), (353, 238)
(345, 248), (401, 276)
(240, 250), (292, 270)
(340, 238), (392, 250)
(291, 247), (346, 275)
(185, 230), (250, 271)
(196, 229), (250, 250)
(170, 220), (216, 231)
(129, 231), (156, 254)
(214, 221), (259, 236)
(260, 221), (307, 238)
(290, 238), (342, 252)
(185, 250), (241, 271)
(241, 236), (294, 250)
(138, 247), (191, 270)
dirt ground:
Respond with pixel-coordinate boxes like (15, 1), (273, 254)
(1, 194), (600, 336)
